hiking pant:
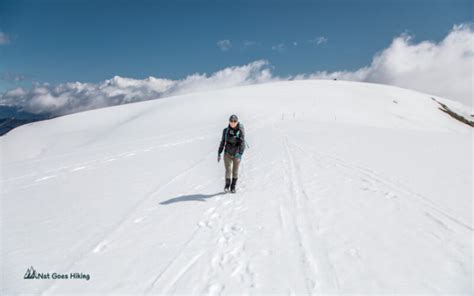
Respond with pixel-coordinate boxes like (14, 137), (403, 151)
(224, 153), (241, 179)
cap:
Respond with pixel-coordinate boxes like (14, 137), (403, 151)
(229, 114), (238, 121)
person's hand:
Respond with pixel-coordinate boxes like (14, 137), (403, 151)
(235, 153), (242, 159)
(218, 154), (221, 162)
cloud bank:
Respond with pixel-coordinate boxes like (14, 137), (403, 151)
(1, 61), (274, 116)
(300, 24), (473, 106)
(1, 24), (472, 117)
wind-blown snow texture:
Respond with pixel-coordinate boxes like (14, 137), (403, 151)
(1, 80), (472, 294)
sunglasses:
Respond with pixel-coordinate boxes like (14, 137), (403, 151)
(229, 120), (238, 123)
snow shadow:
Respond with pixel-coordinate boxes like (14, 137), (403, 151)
(159, 192), (226, 205)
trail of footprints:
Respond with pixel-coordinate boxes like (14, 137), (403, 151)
(123, 183), (255, 294)
(12, 134), (212, 185)
(194, 189), (256, 294)
(31, 150), (144, 183)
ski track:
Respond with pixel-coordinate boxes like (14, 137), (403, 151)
(281, 137), (319, 294)
(2, 133), (214, 186)
(3, 124), (218, 169)
(145, 226), (203, 293)
(40, 148), (217, 295)
(281, 133), (471, 292)
(162, 251), (205, 295)
(288, 143), (342, 293)
(281, 132), (341, 294)
(289, 138), (472, 233)
(4, 113), (268, 185)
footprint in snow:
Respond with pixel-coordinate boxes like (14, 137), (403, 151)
(198, 220), (213, 229)
(35, 175), (57, 182)
(348, 248), (361, 259)
(133, 217), (145, 223)
(207, 283), (223, 295)
(70, 166), (86, 172)
(361, 184), (378, 192)
(93, 241), (108, 253)
(205, 207), (216, 215)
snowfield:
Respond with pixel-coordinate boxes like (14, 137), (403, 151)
(1, 80), (472, 294)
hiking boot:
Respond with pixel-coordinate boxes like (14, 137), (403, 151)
(230, 178), (237, 193)
(224, 178), (231, 192)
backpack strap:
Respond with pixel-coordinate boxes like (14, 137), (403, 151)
(236, 123), (243, 138)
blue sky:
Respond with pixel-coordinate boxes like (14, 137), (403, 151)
(0, 0), (472, 93)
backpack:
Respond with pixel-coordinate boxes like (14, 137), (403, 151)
(224, 123), (249, 148)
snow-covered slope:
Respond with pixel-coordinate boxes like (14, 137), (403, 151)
(1, 80), (472, 294)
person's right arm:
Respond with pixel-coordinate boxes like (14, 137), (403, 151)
(218, 128), (226, 155)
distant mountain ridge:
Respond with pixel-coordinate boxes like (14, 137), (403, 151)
(0, 106), (52, 136)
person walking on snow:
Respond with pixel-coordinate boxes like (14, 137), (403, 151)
(218, 114), (245, 193)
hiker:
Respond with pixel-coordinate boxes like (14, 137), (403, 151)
(218, 114), (245, 193)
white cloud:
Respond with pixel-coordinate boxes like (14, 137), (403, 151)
(217, 39), (232, 51)
(0, 32), (10, 45)
(301, 24), (473, 106)
(309, 36), (327, 46)
(242, 40), (259, 50)
(1, 60), (275, 115)
(271, 43), (286, 53)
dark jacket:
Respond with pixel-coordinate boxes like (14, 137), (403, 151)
(218, 123), (245, 156)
